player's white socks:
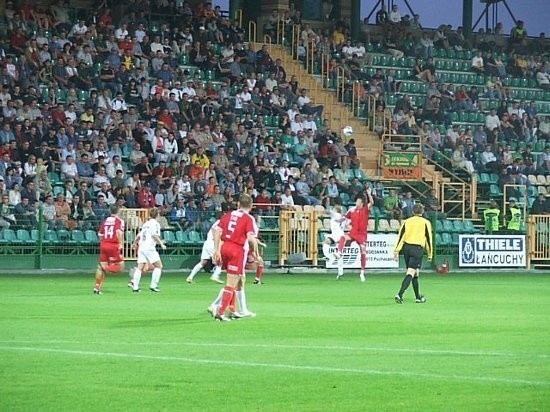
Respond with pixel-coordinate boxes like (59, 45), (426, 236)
(151, 268), (162, 288)
(132, 269), (142, 291)
(322, 243), (330, 258)
(212, 265), (222, 279)
(213, 287), (224, 306)
(338, 256), (344, 277)
(188, 262), (203, 280)
(237, 290), (249, 313)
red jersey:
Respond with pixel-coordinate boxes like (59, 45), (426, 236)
(345, 205), (369, 237)
(218, 209), (258, 248)
(99, 215), (125, 244)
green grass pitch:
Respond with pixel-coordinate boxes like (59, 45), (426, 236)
(0, 270), (549, 411)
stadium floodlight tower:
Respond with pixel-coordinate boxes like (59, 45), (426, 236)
(473, 0), (520, 34)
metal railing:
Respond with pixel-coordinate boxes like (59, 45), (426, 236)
(527, 215), (550, 269)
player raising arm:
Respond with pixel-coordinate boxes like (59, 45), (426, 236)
(393, 203), (433, 304)
(335, 189), (374, 282)
(322, 205), (346, 262)
(93, 204), (125, 295)
(131, 208), (167, 292)
(212, 194), (260, 321)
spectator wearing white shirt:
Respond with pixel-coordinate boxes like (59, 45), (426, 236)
(291, 114), (305, 134)
(471, 51), (484, 74)
(111, 92), (128, 112)
(69, 20), (88, 38)
(64, 104), (78, 123)
(297, 89), (323, 117)
(281, 187), (295, 208)
(389, 5), (401, 23)
(485, 108), (501, 143)
(61, 155), (79, 182)
(114, 23), (129, 42)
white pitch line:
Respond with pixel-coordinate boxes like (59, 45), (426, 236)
(0, 345), (548, 387)
(0, 340), (548, 359)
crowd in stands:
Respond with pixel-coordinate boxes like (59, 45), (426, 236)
(1, 1), (550, 235)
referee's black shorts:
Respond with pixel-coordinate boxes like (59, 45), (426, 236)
(403, 243), (424, 270)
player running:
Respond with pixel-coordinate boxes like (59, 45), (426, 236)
(321, 205), (347, 263)
(335, 189), (374, 282)
(93, 204), (125, 295)
(211, 194), (262, 322)
(186, 218), (224, 284)
(131, 208), (167, 292)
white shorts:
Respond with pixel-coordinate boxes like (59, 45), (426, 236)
(137, 248), (161, 265)
(200, 239), (215, 261)
(325, 229), (344, 243)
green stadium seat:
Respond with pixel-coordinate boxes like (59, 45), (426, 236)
(435, 233), (443, 246)
(441, 232), (452, 246)
(479, 173), (490, 184)
(16, 229), (33, 244)
(463, 220), (479, 233)
(0, 229), (16, 243)
(435, 220), (444, 233)
(174, 231), (188, 244)
(453, 220), (466, 233)
(353, 168), (368, 182)
(161, 230), (175, 244)
(57, 229), (71, 243)
(71, 230), (87, 243)
(85, 230), (99, 243)
(489, 184), (503, 198)
(442, 219), (454, 233)
(30, 229), (40, 242)
(401, 82), (410, 92)
(44, 230), (58, 243)
(186, 230), (202, 244)
(451, 233), (460, 246)
(489, 173), (499, 184)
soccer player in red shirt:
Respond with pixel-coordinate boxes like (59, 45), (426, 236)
(93, 204), (125, 294)
(335, 188), (374, 282)
(212, 194), (261, 321)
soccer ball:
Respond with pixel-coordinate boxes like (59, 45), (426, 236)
(342, 126), (353, 137)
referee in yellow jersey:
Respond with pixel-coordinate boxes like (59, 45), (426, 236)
(393, 203), (433, 304)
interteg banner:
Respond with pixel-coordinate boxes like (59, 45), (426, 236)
(325, 234), (399, 269)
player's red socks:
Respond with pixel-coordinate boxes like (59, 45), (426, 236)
(338, 237), (346, 253)
(218, 286), (235, 315)
(360, 253), (366, 270)
(256, 264), (263, 279)
(229, 291), (236, 313)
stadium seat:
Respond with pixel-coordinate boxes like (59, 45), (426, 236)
(71, 230), (87, 243)
(161, 230), (175, 244)
(489, 184), (503, 198)
(57, 229), (71, 243)
(537, 175), (547, 185)
(451, 233), (460, 246)
(463, 220), (479, 233)
(442, 219), (454, 233)
(435, 220), (444, 233)
(441, 232), (452, 246)
(16, 229), (33, 244)
(174, 231), (188, 244)
(453, 220), (466, 233)
(44, 230), (58, 243)
(435, 233), (443, 246)
(30, 230), (40, 242)
(84, 230), (99, 243)
(186, 231), (202, 244)
(1, 229), (16, 243)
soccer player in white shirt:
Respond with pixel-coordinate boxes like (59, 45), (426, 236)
(131, 208), (167, 292)
(186, 220), (224, 284)
(322, 205), (347, 262)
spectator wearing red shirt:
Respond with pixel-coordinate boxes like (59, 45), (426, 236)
(254, 189), (273, 215)
(152, 160), (173, 183)
(51, 103), (67, 127)
(189, 160), (205, 181)
(138, 184), (156, 208)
